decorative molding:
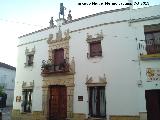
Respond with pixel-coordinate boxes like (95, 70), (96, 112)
(86, 75), (93, 84)
(86, 30), (103, 43)
(24, 46), (35, 67)
(42, 75), (74, 119)
(22, 80), (34, 89)
(99, 74), (107, 83)
(69, 57), (75, 74)
(130, 15), (160, 23)
(86, 74), (107, 86)
(47, 29), (71, 70)
(25, 46), (35, 55)
(47, 29), (70, 44)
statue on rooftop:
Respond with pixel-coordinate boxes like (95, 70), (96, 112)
(49, 17), (54, 27)
(59, 3), (66, 19)
(67, 10), (72, 21)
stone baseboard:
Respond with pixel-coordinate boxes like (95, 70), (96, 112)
(139, 112), (147, 120)
(11, 109), (46, 120)
(72, 113), (86, 120)
(110, 115), (140, 120)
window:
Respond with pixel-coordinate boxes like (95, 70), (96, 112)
(144, 24), (160, 55)
(53, 48), (64, 65)
(145, 32), (160, 54)
(89, 41), (102, 57)
(53, 48), (66, 71)
(25, 47), (35, 67)
(21, 89), (32, 113)
(86, 32), (103, 58)
(27, 54), (34, 66)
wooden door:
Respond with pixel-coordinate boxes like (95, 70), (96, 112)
(49, 86), (67, 120)
(53, 49), (64, 65)
(89, 86), (106, 118)
(145, 90), (160, 120)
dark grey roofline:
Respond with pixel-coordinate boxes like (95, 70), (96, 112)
(0, 62), (16, 71)
(18, 7), (129, 39)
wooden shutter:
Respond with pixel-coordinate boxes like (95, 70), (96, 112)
(53, 48), (64, 65)
(90, 41), (102, 57)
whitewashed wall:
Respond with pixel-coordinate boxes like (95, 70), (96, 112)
(13, 4), (160, 118)
(131, 18), (160, 113)
(0, 67), (15, 106)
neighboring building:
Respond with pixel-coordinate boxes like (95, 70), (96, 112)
(0, 62), (16, 106)
(12, 4), (160, 120)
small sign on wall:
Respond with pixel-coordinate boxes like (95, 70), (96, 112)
(16, 96), (21, 102)
(146, 68), (160, 81)
(78, 96), (83, 101)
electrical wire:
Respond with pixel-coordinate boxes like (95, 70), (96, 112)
(0, 18), (45, 28)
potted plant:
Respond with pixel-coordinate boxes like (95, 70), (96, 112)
(41, 59), (53, 73)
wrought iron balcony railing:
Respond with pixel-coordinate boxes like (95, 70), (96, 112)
(41, 59), (69, 75)
(138, 39), (160, 60)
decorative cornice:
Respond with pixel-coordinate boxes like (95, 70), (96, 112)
(25, 46), (35, 55)
(130, 15), (160, 23)
(22, 80), (34, 89)
(86, 30), (103, 43)
(86, 74), (107, 86)
(47, 29), (70, 44)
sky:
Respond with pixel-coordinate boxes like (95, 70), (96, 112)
(0, 0), (159, 67)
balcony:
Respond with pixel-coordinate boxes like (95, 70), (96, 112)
(146, 44), (160, 55)
(41, 59), (70, 76)
(138, 40), (160, 60)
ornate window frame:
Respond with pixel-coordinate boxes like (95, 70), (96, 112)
(24, 46), (35, 67)
(86, 30), (103, 58)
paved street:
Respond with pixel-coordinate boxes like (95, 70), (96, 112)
(1, 107), (12, 120)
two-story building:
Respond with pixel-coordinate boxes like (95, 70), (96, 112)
(0, 62), (16, 106)
(12, 4), (160, 120)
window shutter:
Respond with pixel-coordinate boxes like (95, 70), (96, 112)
(54, 49), (64, 65)
(90, 41), (102, 57)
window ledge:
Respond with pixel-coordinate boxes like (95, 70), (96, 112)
(24, 63), (34, 67)
(140, 53), (160, 60)
(88, 55), (103, 59)
(87, 56), (103, 63)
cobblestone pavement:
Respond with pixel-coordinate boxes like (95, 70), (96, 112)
(1, 107), (12, 120)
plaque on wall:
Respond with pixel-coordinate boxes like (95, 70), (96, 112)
(16, 96), (21, 102)
(146, 68), (160, 81)
(78, 96), (83, 101)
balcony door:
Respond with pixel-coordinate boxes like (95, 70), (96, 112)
(49, 85), (67, 120)
(145, 90), (160, 120)
(53, 48), (64, 65)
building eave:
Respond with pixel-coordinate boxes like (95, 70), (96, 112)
(0, 62), (16, 71)
(18, 7), (130, 39)
(63, 7), (130, 25)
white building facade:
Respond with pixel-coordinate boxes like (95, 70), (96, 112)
(12, 5), (160, 120)
(0, 62), (16, 106)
